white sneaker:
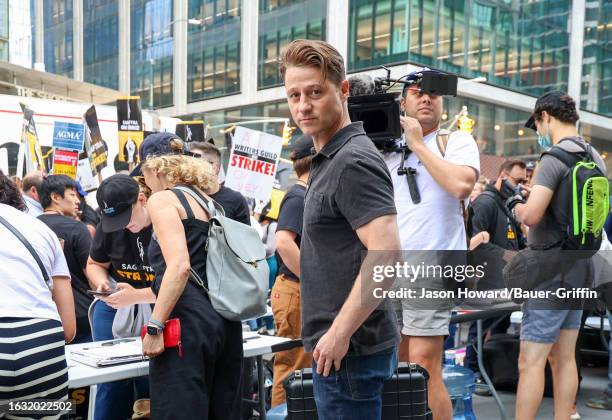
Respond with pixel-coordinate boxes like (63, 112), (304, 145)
(570, 410), (581, 419)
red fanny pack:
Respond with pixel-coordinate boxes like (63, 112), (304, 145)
(141, 318), (183, 357)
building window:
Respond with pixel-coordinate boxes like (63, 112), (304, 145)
(84, 0), (118, 90)
(43, 0), (73, 78)
(131, 0), (173, 109)
(348, 0), (570, 97)
(188, 0), (241, 102)
(581, 1), (612, 116)
(0, 0), (8, 60)
(258, 0), (327, 89)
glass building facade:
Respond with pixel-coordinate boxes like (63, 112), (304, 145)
(84, 0), (119, 90)
(31, 0), (36, 67)
(43, 0), (74, 78)
(581, 1), (612, 115)
(348, 0), (570, 96)
(18, 0), (612, 173)
(258, 0), (327, 88)
(187, 0), (241, 102)
(0, 0), (8, 61)
(131, 0), (173, 109)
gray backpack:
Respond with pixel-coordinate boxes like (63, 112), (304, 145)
(174, 185), (269, 322)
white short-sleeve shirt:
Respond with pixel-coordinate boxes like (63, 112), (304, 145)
(0, 204), (70, 321)
(384, 130), (480, 250)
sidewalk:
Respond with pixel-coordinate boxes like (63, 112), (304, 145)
(472, 366), (610, 419)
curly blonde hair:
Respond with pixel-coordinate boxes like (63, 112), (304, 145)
(141, 154), (218, 193)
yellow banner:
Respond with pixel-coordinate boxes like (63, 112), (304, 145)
(53, 149), (78, 179)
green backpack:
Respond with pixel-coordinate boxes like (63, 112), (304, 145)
(541, 138), (610, 253)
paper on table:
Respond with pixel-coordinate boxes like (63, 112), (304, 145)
(71, 339), (147, 367)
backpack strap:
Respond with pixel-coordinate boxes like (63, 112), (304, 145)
(542, 138), (594, 169)
(560, 137), (592, 156)
(0, 215), (51, 288)
(173, 185), (226, 218)
(170, 188), (196, 219)
(479, 190), (524, 235)
(541, 146), (582, 169)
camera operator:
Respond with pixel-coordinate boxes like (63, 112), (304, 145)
(385, 68), (480, 419)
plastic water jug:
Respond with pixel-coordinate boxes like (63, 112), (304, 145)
(266, 403), (287, 420)
(443, 355), (476, 420)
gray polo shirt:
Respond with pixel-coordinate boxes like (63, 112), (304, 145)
(300, 122), (400, 355)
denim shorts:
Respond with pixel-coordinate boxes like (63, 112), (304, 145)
(520, 309), (583, 343)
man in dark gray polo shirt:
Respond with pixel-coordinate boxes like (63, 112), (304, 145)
(280, 39), (401, 419)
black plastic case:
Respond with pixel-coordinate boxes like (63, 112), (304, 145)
(284, 363), (432, 419)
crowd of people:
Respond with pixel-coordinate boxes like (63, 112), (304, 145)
(0, 38), (611, 420)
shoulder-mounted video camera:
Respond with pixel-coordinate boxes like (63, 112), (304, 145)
(348, 67), (458, 204)
(347, 67), (458, 152)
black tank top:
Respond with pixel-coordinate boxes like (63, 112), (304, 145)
(148, 187), (210, 295)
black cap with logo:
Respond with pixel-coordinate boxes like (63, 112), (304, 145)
(96, 174), (140, 232)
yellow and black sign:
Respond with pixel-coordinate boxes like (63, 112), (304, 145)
(19, 103), (46, 173)
(84, 105), (108, 175)
(116, 97), (143, 163)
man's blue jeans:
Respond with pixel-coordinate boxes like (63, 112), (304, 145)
(312, 347), (397, 420)
(92, 300), (149, 420)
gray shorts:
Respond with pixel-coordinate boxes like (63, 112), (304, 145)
(392, 297), (451, 337)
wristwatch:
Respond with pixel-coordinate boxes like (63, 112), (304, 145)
(146, 324), (163, 336)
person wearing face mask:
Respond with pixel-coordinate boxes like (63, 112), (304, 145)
(86, 174), (154, 420)
(464, 160), (528, 394)
(511, 91), (607, 420)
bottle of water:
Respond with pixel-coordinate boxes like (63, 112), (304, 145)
(443, 352), (476, 420)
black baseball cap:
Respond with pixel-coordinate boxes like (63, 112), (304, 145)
(129, 132), (186, 177)
(525, 90), (568, 131)
(96, 174), (140, 232)
(291, 134), (314, 160)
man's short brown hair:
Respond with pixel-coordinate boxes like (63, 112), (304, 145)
(498, 159), (526, 176)
(290, 152), (313, 178)
(279, 39), (346, 86)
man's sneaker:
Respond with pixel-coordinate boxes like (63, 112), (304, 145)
(586, 390), (612, 410)
(474, 377), (492, 396)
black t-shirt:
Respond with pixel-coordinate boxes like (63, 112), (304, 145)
(469, 184), (525, 252)
(38, 214), (93, 320)
(210, 185), (250, 225)
(90, 224), (154, 288)
(276, 184), (306, 281)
